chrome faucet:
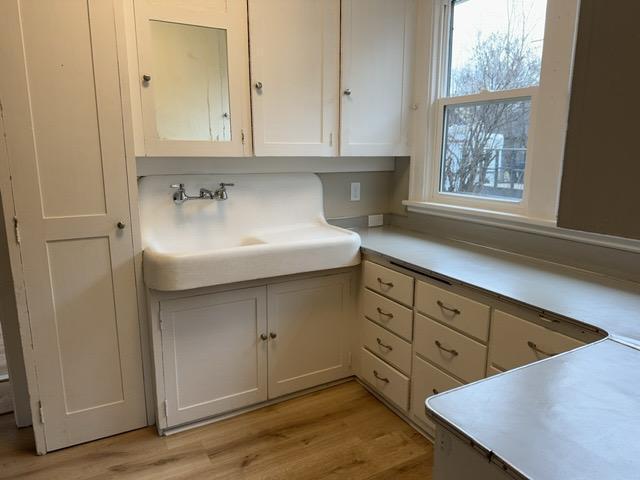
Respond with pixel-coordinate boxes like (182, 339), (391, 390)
(170, 183), (234, 204)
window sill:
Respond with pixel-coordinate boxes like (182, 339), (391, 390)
(402, 200), (640, 254)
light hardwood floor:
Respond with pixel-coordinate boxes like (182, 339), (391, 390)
(0, 381), (433, 479)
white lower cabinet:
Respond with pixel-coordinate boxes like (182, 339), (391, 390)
(160, 287), (268, 427)
(267, 274), (352, 398)
(156, 272), (353, 429)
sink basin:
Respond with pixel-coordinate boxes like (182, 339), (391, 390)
(139, 174), (361, 291)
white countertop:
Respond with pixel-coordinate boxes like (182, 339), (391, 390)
(356, 226), (640, 480)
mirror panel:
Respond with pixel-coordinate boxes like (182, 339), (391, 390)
(149, 20), (231, 142)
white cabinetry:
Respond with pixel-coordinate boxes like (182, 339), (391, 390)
(134, 0), (252, 156)
(159, 287), (267, 427)
(248, 0), (340, 156)
(267, 274), (352, 397)
(0, 0), (145, 452)
(340, 0), (416, 156)
(153, 271), (354, 430)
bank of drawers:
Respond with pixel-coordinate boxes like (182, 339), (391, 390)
(361, 259), (588, 433)
(361, 261), (414, 411)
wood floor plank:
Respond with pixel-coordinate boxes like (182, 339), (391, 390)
(0, 381), (433, 479)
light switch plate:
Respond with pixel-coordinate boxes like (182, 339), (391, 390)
(350, 182), (361, 201)
(368, 214), (384, 227)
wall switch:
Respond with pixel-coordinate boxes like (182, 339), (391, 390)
(368, 214), (384, 227)
(350, 182), (361, 201)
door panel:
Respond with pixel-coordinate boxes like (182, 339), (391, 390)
(160, 288), (267, 427)
(249, 0), (340, 156)
(0, 0), (146, 451)
(267, 274), (351, 398)
(340, 0), (415, 156)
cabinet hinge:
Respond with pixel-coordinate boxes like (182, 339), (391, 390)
(38, 401), (44, 424)
(347, 351), (352, 368)
(329, 132), (333, 147)
(163, 400), (168, 419)
(241, 129), (245, 145)
(159, 316), (164, 331)
(13, 217), (20, 244)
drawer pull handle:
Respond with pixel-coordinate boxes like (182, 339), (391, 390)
(376, 338), (393, 351)
(527, 341), (557, 357)
(437, 300), (461, 315)
(432, 388), (439, 395)
(376, 307), (394, 319)
(377, 277), (394, 288)
(373, 370), (390, 383)
(435, 340), (459, 356)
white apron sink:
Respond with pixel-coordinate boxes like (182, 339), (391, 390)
(139, 174), (361, 291)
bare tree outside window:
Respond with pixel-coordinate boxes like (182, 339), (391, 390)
(440, 0), (547, 201)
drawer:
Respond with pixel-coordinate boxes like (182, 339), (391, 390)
(360, 347), (409, 411)
(363, 261), (414, 306)
(486, 364), (505, 377)
(362, 289), (413, 340)
(363, 319), (412, 374)
(414, 313), (487, 382)
(489, 310), (584, 371)
(415, 281), (490, 342)
(411, 355), (463, 426)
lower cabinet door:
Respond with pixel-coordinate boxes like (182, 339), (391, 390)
(160, 287), (268, 427)
(267, 274), (352, 398)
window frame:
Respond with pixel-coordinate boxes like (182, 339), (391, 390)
(408, 0), (581, 224)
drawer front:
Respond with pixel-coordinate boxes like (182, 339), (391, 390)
(414, 313), (487, 382)
(363, 261), (414, 306)
(363, 319), (412, 374)
(411, 355), (463, 425)
(415, 281), (490, 342)
(486, 364), (505, 377)
(361, 347), (409, 411)
(362, 288), (413, 340)
(489, 310), (584, 371)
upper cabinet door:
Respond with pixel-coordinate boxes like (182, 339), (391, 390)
(340, 0), (416, 156)
(135, 0), (252, 156)
(249, 0), (340, 157)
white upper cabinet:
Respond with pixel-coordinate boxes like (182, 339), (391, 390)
(340, 0), (416, 156)
(248, 0), (340, 157)
(134, 0), (252, 156)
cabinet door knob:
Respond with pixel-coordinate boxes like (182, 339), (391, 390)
(269, 332), (277, 339)
(255, 81), (263, 90)
(343, 88), (352, 96)
(142, 74), (151, 83)
(117, 221), (126, 230)
(260, 333), (268, 341)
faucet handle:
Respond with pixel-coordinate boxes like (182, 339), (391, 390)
(170, 183), (185, 189)
(219, 182), (234, 187)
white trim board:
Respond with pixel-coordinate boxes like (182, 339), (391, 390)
(136, 156), (396, 176)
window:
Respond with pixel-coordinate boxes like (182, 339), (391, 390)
(410, 0), (580, 223)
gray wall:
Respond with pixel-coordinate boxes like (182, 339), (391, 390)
(557, 0), (640, 240)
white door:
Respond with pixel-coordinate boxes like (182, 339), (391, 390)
(340, 0), (416, 156)
(0, 0), (146, 451)
(135, 0), (252, 156)
(267, 274), (352, 398)
(249, 0), (340, 156)
(160, 288), (268, 427)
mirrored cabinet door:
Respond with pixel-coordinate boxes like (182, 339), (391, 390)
(135, 1), (251, 156)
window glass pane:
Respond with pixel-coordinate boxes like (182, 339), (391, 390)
(440, 98), (530, 201)
(449, 0), (547, 96)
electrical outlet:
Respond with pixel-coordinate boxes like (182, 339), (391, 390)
(368, 214), (384, 227)
(350, 182), (361, 201)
